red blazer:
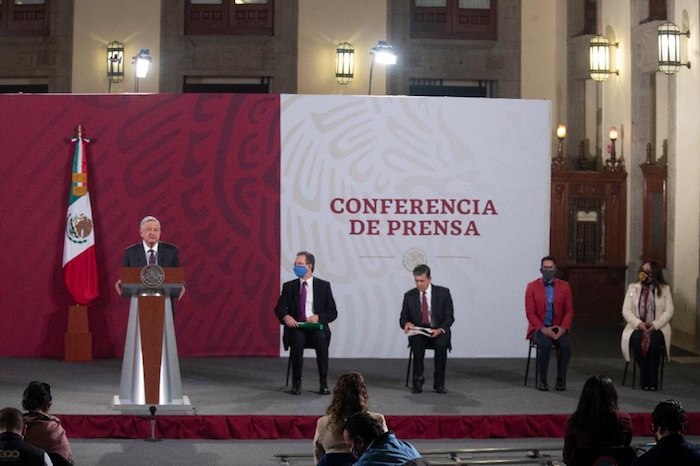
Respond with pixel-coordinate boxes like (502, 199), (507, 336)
(525, 277), (574, 339)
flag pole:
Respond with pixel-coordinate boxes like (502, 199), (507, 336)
(64, 123), (96, 361)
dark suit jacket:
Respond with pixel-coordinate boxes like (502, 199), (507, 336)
(122, 241), (180, 267)
(525, 277), (574, 339)
(399, 284), (455, 334)
(274, 277), (338, 348)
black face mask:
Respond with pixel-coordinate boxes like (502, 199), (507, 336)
(541, 269), (556, 282)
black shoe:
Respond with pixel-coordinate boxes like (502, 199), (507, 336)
(537, 382), (549, 392)
(289, 384), (301, 395)
(555, 381), (566, 391)
(411, 384), (423, 394)
(318, 385), (330, 395)
(434, 386), (447, 394)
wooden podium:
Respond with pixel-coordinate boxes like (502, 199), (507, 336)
(113, 267), (191, 412)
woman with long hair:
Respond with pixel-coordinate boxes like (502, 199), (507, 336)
(22, 381), (74, 465)
(313, 372), (387, 466)
(621, 260), (674, 390)
(562, 374), (632, 464)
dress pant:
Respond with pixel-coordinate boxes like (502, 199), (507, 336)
(289, 327), (328, 387)
(630, 329), (665, 388)
(409, 332), (449, 388)
(532, 330), (572, 384)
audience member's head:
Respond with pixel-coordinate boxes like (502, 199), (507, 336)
(343, 411), (385, 458)
(652, 399), (687, 438)
(0, 407), (25, 434)
(22, 381), (52, 412)
(570, 374), (620, 436)
(327, 372), (369, 422)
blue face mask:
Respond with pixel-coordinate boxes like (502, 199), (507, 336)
(294, 265), (307, 278)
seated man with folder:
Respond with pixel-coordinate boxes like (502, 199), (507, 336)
(275, 251), (338, 395)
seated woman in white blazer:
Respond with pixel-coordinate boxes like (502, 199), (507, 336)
(621, 260), (674, 391)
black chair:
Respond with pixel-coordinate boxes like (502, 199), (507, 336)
(569, 446), (637, 466)
(523, 338), (557, 387)
(622, 350), (667, 389)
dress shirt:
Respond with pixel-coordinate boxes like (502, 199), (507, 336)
(300, 277), (314, 319)
(142, 241), (159, 261)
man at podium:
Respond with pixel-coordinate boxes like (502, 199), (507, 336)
(114, 216), (185, 299)
(112, 215), (189, 409)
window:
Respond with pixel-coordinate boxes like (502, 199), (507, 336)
(583, 0), (596, 35)
(409, 78), (496, 97)
(411, 0), (497, 40)
(0, 0), (49, 37)
(185, 0), (273, 36)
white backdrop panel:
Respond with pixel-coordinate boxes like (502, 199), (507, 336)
(280, 95), (551, 358)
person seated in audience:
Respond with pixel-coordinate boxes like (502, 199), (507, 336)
(563, 374), (633, 465)
(22, 381), (73, 465)
(632, 399), (700, 465)
(342, 411), (422, 466)
(313, 372), (387, 466)
(0, 407), (53, 466)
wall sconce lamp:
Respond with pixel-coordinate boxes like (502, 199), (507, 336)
(368, 40), (397, 95)
(658, 22), (691, 74)
(132, 48), (152, 92)
(106, 41), (124, 93)
(335, 42), (354, 85)
(552, 124), (567, 170)
(605, 126), (624, 172)
(589, 35), (619, 81)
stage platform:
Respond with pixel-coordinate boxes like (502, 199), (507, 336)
(2, 323), (700, 464)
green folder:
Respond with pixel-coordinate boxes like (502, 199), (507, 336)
(297, 322), (323, 330)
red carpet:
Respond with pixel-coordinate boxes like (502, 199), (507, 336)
(59, 413), (700, 440)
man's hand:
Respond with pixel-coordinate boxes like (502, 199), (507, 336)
(307, 314), (320, 324)
(403, 322), (414, 334)
(114, 279), (122, 296)
(541, 327), (558, 339)
(430, 328), (444, 338)
(283, 315), (298, 327)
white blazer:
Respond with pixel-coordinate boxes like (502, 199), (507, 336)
(621, 282), (674, 362)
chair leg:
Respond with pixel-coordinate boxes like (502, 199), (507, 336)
(632, 354), (636, 389)
(405, 346), (413, 387)
(534, 345), (540, 387)
(524, 343), (533, 386)
(622, 361), (628, 386)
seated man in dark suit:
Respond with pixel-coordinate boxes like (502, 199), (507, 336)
(400, 264), (454, 394)
(114, 215), (185, 299)
(275, 251), (338, 395)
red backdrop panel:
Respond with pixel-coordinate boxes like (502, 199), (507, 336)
(0, 94), (280, 358)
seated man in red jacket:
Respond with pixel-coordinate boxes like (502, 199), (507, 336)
(525, 255), (574, 391)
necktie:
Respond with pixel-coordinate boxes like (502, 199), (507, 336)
(421, 291), (430, 326)
(298, 281), (307, 322)
(148, 249), (156, 265)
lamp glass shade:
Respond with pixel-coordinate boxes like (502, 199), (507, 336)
(371, 41), (397, 65)
(609, 127), (618, 140)
(556, 124), (567, 139)
(107, 41), (125, 83)
(658, 22), (681, 74)
(589, 35), (611, 81)
(135, 49), (152, 79)
(335, 42), (354, 84)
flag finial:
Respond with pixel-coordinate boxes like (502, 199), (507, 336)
(77, 124), (83, 139)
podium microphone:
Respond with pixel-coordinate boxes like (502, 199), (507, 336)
(146, 405), (160, 442)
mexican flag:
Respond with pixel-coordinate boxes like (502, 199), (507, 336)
(62, 130), (98, 305)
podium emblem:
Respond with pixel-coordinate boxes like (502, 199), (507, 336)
(140, 264), (165, 288)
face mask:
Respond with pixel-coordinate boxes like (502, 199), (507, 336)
(293, 265), (307, 278)
(639, 271), (651, 284)
(541, 269), (556, 282)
